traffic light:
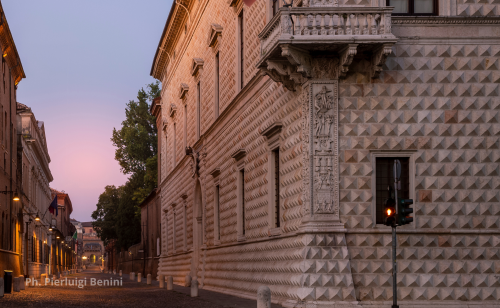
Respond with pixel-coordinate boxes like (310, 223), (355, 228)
(383, 197), (396, 226)
(397, 198), (414, 226)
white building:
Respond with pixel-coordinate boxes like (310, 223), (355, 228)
(17, 103), (54, 278)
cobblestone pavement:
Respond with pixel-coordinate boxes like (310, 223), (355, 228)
(0, 268), (282, 308)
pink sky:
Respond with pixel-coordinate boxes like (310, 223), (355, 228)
(4, 0), (172, 221)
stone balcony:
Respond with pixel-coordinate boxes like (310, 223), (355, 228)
(257, 7), (398, 90)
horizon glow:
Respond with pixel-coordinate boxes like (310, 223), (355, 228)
(3, 0), (172, 221)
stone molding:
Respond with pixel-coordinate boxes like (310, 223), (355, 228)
(169, 104), (177, 118)
(208, 24), (223, 47)
(179, 83), (189, 99)
(209, 168), (221, 179)
(190, 58), (204, 76)
(261, 121), (283, 150)
(392, 16), (500, 24)
(162, 117), (168, 131)
(231, 148), (247, 162)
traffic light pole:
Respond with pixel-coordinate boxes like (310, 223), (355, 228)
(392, 160), (399, 308)
(392, 225), (398, 308)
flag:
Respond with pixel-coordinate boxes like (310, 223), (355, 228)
(243, 0), (257, 6)
(49, 196), (58, 216)
(73, 231), (77, 240)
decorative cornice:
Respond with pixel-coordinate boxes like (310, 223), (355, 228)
(261, 122), (283, 140)
(150, 96), (162, 116)
(169, 104), (177, 118)
(162, 117), (168, 131)
(0, 4), (25, 86)
(209, 168), (221, 178)
(191, 58), (204, 76)
(208, 24), (223, 48)
(179, 83), (189, 99)
(231, 148), (247, 161)
(392, 16), (500, 25)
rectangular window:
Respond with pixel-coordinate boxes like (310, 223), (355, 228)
(272, 0), (279, 16)
(241, 169), (245, 235)
(273, 148), (280, 228)
(196, 82), (201, 139)
(238, 11), (244, 90)
(184, 105), (187, 149)
(173, 123), (177, 166)
(172, 211), (176, 251)
(215, 52), (220, 118)
(215, 185), (220, 241)
(387, 0), (437, 15)
(165, 133), (168, 172)
(375, 157), (410, 224)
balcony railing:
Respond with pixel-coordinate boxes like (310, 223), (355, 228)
(257, 7), (397, 89)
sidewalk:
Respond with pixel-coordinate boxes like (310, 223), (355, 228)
(133, 273), (282, 308)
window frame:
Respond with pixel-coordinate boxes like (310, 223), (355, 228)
(371, 152), (415, 228)
(215, 52), (220, 118)
(387, 0), (439, 16)
(237, 162), (246, 242)
(196, 81), (201, 140)
(237, 10), (244, 91)
(214, 184), (220, 244)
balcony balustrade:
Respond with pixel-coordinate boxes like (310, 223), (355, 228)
(257, 7), (398, 90)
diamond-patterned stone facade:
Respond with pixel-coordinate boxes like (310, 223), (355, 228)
(339, 42), (500, 304)
(153, 0), (500, 307)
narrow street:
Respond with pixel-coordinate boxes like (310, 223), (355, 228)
(1, 267), (279, 308)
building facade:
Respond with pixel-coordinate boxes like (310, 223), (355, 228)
(80, 221), (104, 267)
(50, 189), (77, 273)
(151, 0), (500, 307)
(0, 1), (26, 278)
(139, 189), (161, 278)
(17, 103), (54, 278)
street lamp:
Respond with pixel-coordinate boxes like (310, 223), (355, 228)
(35, 214), (40, 221)
(0, 190), (20, 201)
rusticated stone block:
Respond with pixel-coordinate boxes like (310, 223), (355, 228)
(419, 190), (433, 202)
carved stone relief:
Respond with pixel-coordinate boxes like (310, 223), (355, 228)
(302, 80), (341, 228)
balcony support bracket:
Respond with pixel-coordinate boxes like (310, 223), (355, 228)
(281, 45), (312, 78)
(339, 44), (358, 78)
(371, 43), (394, 79)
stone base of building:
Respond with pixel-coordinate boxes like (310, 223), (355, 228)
(358, 302), (500, 308)
(282, 300), (362, 308)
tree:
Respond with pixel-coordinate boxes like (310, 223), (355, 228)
(111, 81), (160, 204)
(91, 185), (121, 246)
(93, 82), (161, 250)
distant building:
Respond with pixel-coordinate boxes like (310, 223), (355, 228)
(17, 103), (53, 278)
(139, 189), (161, 278)
(80, 221), (104, 266)
(50, 189), (76, 273)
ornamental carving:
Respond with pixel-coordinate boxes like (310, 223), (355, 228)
(371, 43), (394, 78)
(302, 81), (339, 216)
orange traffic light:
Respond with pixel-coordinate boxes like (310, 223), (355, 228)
(386, 208), (393, 217)
(383, 197), (396, 226)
